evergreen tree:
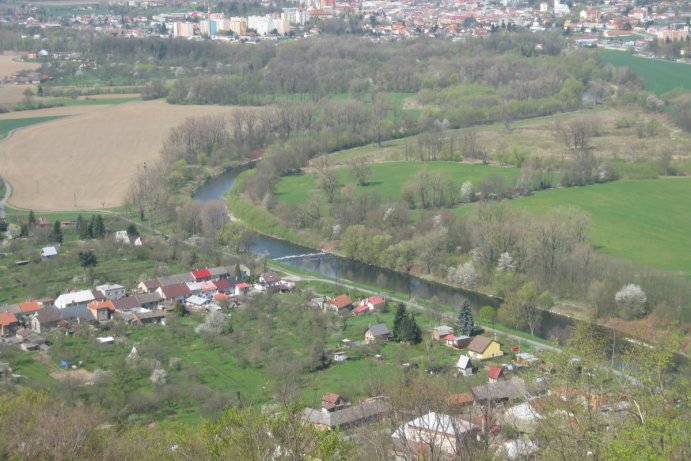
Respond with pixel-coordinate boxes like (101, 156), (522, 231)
(457, 298), (474, 336)
(139, 207), (145, 222)
(392, 303), (407, 340)
(19, 223), (28, 237)
(95, 215), (105, 238)
(399, 312), (422, 344)
(27, 210), (36, 226)
(75, 214), (82, 234)
(51, 220), (63, 244)
(87, 215), (96, 238)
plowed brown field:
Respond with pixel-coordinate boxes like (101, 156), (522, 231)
(0, 100), (240, 210)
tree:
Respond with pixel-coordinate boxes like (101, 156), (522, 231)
(615, 284), (647, 319)
(457, 299), (474, 336)
(87, 215), (96, 238)
(126, 223), (138, 236)
(28, 210), (36, 226)
(348, 158), (372, 186)
(447, 261), (478, 289)
(478, 305), (497, 324)
(399, 312), (422, 344)
(50, 220), (63, 244)
(460, 180), (473, 203)
(94, 215), (105, 238)
(498, 282), (542, 336)
(78, 250), (98, 282)
(497, 251), (515, 272)
(392, 303), (407, 340)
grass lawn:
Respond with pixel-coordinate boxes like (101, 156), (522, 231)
(598, 50), (691, 95)
(0, 116), (63, 139)
(504, 178), (691, 273)
(274, 162), (520, 207)
(42, 96), (141, 106)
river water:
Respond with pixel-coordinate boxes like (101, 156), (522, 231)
(193, 166), (575, 341)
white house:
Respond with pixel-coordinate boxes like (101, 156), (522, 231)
(96, 283), (126, 300)
(392, 412), (478, 457)
(54, 290), (95, 309)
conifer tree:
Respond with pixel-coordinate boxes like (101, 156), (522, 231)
(87, 215), (96, 238)
(458, 298), (474, 336)
(51, 220), (63, 244)
(392, 303), (407, 340)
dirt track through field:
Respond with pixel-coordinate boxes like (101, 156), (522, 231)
(0, 100), (241, 210)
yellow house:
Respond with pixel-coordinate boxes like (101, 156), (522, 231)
(466, 336), (503, 361)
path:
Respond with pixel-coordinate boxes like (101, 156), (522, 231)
(276, 266), (561, 353)
(277, 265), (645, 383)
(0, 175), (11, 219)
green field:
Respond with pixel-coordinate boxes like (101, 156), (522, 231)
(0, 116), (63, 139)
(598, 50), (691, 95)
(275, 162), (520, 206)
(504, 178), (691, 273)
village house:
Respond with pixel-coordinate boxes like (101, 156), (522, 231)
(446, 335), (472, 349)
(234, 282), (251, 296)
(488, 365), (503, 383)
(185, 294), (208, 310)
(301, 397), (391, 431)
(137, 278), (161, 293)
(516, 352), (539, 366)
(156, 283), (192, 302)
(325, 294), (353, 312)
(501, 402), (543, 434)
(191, 268), (213, 282)
(95, 283), (126, 300)
(31, 307), (62, 333)
(114, 230), (131, 244)
(365, 323), (390, 344)
(446, 392), (475, 410)
(18, 300), (42, 316)
(87, 300), (115, 322)
(0, 312), (19, 336)
(432, 325), (454, 341)
(392, 412), (479, 458)
(472, 377), (527, 405)
(130, 311), (166, 325)
(212, 278), (233, 294)
(111, 296), (142, 313)
(467, 335), (503, 361)
(54, 290), (95, 309)
(322, 392), (348, 412)
(456, 355), (475, 376)
(351, 304), (370, 316)
(135, 292), (163, 309)
(358, 296), (385, 311)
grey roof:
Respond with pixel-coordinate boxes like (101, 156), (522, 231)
(59, 305), (93, 322)
(302, 400), (392, 428)
(135, 292), (163, 304)
(157, 273), (195, 286)
(472, 377), (527, 402)
(434, 325), (454, 335)
(1, 304), (22, 314)
(135, 311), (166, 320)
(368, 323), (390, 337)
(208, 266), (233, 277)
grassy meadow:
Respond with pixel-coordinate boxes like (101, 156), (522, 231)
(598, 50), (691, 95)
(274, 162), (520, 206)
(504, 178), (691, 273)
(0, 116), (63, 139)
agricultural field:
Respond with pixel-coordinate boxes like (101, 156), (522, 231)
(503, 178), (691, 273)
(0, 116), (63, 140)
(275, 162), (520, 207)
(0, 100), (243, 210)
(598, 50), (691, 95)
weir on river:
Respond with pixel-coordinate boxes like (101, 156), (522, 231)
(192, 164), (579, 343)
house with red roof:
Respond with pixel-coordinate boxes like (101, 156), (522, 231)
(359, 296), (386, 311)
(234, 282), (251, 296)
(191, 268), (213, 282)
(326, 294), (353, 312)
(87, 300), (115, 322)
(18, 300), (42, 316)
(0, 312), (19, 336)
(488, 365), (503, 383)
(352, 304), (370, 316)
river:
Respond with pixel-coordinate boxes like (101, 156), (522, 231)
(192, 164), (580, 342)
